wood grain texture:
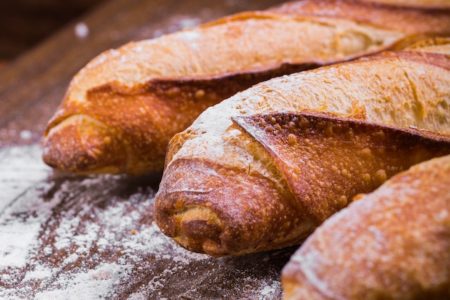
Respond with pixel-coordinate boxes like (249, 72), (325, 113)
(0, 0), (293, 298)
(0, 145), (292, 298)
(0, 0), (105, 59)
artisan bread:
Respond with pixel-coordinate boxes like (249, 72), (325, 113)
(155, 41), (450, 256)
(273, 0), (450, 33)
(282, 155), (450, 300)
(43, 0), (450, 175)
(358, 0), (450, 9)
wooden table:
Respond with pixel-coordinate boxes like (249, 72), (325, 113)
(0, 0), (295, 298)
(0, 0), (105, 60)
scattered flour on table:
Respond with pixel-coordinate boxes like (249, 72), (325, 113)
(0, 144), (282, 299)
(19, 130), (33, 140)
(258, 280), (281, 300)
(0, 147), (208, 298)
(34, 263), (125, 300)
(0, 145), (52, 268)
(0, 145), (50, 210)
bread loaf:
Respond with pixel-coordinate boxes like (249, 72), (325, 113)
(273, 0), (450, 32)
(282, 155), (450, 300)
(358, 0), (450, 9)
(43, 0), (450, 175)
(155, 42), (450, 256)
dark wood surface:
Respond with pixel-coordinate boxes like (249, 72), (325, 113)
(0, 0), (295, 298)
(0, 0), (106, 59)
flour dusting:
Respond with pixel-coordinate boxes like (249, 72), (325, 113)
(0, 144), (287, 299)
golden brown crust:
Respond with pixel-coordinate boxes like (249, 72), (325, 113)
(44, 65), (311, 174)
(43, 115), (127, 174)
(157, 112), (450, 255)
(43, 0), (450, 175)
(272, 0), (450, 34)
(233, 112), (450, 223)
(282, 155), (450, 300)
(155, 158), (308, 256)
(361, 47), (450, 70)
(402, 37), (450, 55)
(405, 36), (450, 49)
(156, 46), (450, 256)
(357, 0), (450, 9)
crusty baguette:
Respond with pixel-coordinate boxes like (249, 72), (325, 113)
(282, 155), (450, 300)
(155, 42), (450, 256)
(358, 0), (450, 9)
(43, 0), (450, 175)
(273, 0), (450, 33)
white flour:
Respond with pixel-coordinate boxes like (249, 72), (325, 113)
(0, 145), (50, 210)
(0, 145), (283, 299)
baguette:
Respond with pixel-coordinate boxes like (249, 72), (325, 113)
(357, 0), (450, 9)
(273, 0), (450, 32)
(155, 42), (450, 256)
(282, 155), (450, 300)
(42, 0), (450, 175)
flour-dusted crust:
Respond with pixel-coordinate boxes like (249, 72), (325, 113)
(358, 0), (450, 9)
(282, 155), (450, 300)
(156, 43), (450, 256)
(273, 0), (450, 34)
(43, 0), (450, 175)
